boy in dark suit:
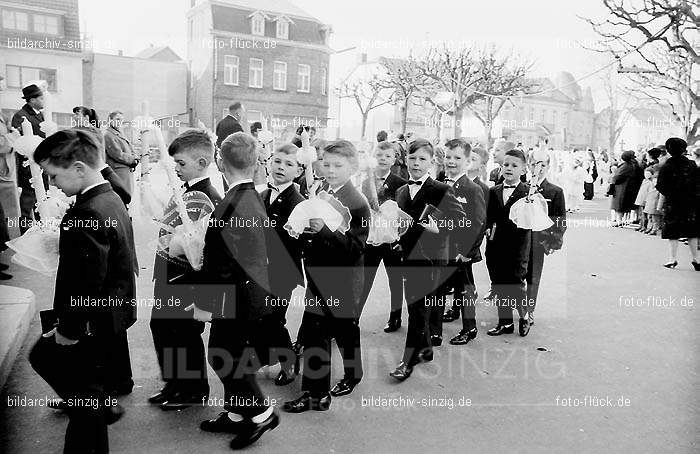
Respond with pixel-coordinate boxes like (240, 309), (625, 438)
(149, 130), (221, 410)
(29, 129), (137, 454)
(435, 139), (486, 346)
(445, 145), (491, 328)
(359, 141), (407, 333)
(260, 143), (305, 386)
(390, 138), (466, 381)
(283, 140), (370, 410)
(485, 149), (532, 337)
(191, 132), (278, 450)
(526, 149), (566, 327)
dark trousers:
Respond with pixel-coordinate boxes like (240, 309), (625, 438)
(207, 318), (268, 418)
(150, 315), (208, 393)
(268, 284), (296, 370)
(428, 262), (456, 339)
(300, 310), (363, 394)
(359, 243), (404, 322)
(401, 261), (437, 365)
(29, 335), (109, 454)
(583, 182), (594, 200)
(525, 244), (546, 315)
(486, 245), (530, 326)
(104, 330), (133, 394)
(442, 261), (478, 331)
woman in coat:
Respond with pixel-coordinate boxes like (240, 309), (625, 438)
(104, 110), (138, 194)
(656, 137), (700, 270)
(610, 150), (643, 226)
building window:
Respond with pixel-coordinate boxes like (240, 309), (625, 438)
(2, 10), (28, 31)
(276, 20), (289, 39)
(320, 67), (327, 95)
(6, 65), (57, 91)
(297, 64), (310, 93)
(249, 58), (263, 88)
(33, 14), (58, 35)
(224, 55), (239, 85)
(273, 61), (286, 90)
(251, 15), (265, 36)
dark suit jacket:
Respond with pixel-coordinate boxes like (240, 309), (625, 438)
(361, 172), (407, 206)
(533, 178), (566, 251)
(54, 183), (136, 340)
(261, 183), (306, 295)
(470, 176), (490, 262)
(101, 166), (131, 206)
(396, 176), (466, 263)
(449, 175), (486, 262)
(215, 115), (244, 148)
(485, 182), (531, 277)
(12, 104), (48, 191)
(194, 182), (271, 321)
(303, 181), (370, 319)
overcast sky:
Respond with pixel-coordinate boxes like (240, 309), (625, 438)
(78, 0), (616, 107)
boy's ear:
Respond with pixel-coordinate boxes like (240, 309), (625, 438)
(294, 165), (303, 178)
(198, 157), (209, 169)
(73, 160), (89, 175)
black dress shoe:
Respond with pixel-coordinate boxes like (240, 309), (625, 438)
(0, 271), (12, 280)
(274, 367), (296, 386)
(229, 410), (279, 450)
(389, 362), (413, 381)
(383, 319), (401, 333)
(160, 391), (208, 411)
(330, 377), (360, 397)
(104, 403), (124, 425)
(519, 318), (530, 337)
(200, 411), (244, 433)
(692, 260), (700, 271)
(487, 323), (514, 336)
(442, 308), (459, 322)
(282, 392), (331, 413)
(148, 384), (176, 404)
(449, 328), (477, 345)
(431, 335), (442, 347)
(0, 262), (9, 271)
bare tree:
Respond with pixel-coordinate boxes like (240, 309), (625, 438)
(465, 46), (532, 148)
(378, 55), (427, 135)
(415, 44), (483, 137)
(583, 0), (699, 144)
(582, 0), (699, 64)
(599, 68), (637, 152)
(336, 74), (393, 141)
(624, 50), (698, 144)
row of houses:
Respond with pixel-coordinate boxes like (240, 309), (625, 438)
(0, 0), (682, 150)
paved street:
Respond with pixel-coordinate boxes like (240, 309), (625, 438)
(1, 189), (699, 454)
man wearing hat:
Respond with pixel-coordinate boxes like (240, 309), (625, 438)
(11, 84), (49, 234)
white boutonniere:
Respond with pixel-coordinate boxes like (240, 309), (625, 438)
(456, 196), (467, 204)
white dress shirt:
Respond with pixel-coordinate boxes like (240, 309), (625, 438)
(408, 173), (430, 200)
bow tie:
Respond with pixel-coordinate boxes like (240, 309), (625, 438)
(503, 184), (517, 189)
(408, 180), (423, 186)
(182, 182), (190, 189)
(267, 183), (279, 192)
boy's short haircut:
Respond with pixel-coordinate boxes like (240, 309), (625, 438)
(408, 138), (434, 157)
(504, 148), (527, 164)
(274, 143), (299, 157)
(472, 146), (489, 165)
(220, 132), (257, 170)
(445, 138), (471, 156)
(323, 140), (359, 169)
(376, 130), (388, 142)
(34, 128), (100, 168)
(375, 141), (395, 154)
(168, 129), (215, 162)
